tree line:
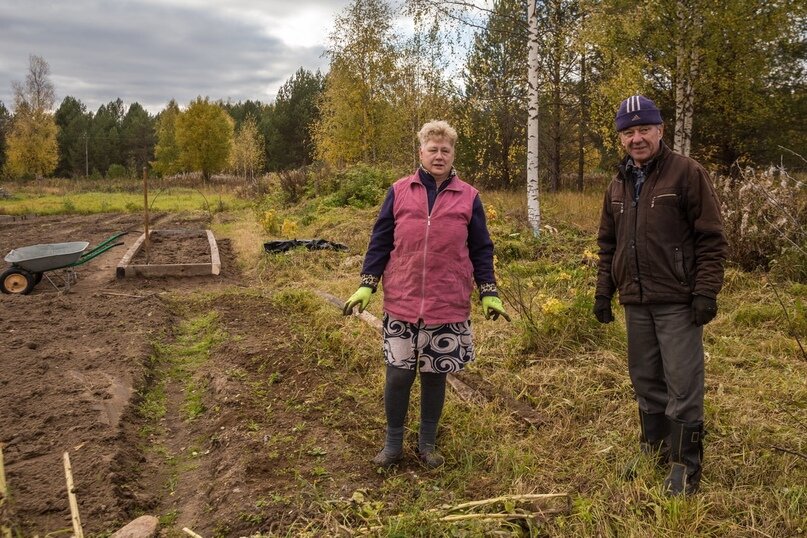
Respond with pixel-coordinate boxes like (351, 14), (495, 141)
(1, 0), (805, 187)
(0, 58), (324, 181)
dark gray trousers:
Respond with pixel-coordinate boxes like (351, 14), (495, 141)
(624, 303), (704, 423)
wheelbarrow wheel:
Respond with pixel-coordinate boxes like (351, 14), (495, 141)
(1, 268), (35, 295)
(33, 272), (43, 285)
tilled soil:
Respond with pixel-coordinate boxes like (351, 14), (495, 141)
(0, 215), (239, 532)
(0, 212), (392, 536)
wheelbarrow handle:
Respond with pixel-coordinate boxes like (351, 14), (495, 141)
(72, 240), (126, 266)
(79, 231), (129, 260)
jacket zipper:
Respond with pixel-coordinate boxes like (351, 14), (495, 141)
(651, 193), (677, 208)
(419, 189), (443, 320)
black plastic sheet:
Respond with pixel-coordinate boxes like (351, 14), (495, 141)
(264, 239), (348, 253)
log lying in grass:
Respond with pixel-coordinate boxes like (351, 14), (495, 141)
(320, 289), (545, 428)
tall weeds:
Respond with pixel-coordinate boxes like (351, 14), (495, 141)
(713, 165), (806, 280)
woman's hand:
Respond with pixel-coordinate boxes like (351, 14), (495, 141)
(343, 286), (373, 315)
(482, 296), (511, 322)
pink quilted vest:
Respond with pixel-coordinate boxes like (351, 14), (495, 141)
(382, 173), (478, 324)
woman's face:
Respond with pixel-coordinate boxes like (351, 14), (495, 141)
(419, 137), (455, 181)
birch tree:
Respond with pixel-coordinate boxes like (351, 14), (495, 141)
(526, 0), (541, 235)
(459, 0), (528, 189)
(408, 0), (543, 235)
(314, 0), (403, 167)
(4, 55), (58, 179)
(230, 115), (265, 182)
(672, 0), (701, 156)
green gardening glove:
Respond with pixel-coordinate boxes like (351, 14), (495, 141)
(482, 296), (511, 322)
(343, 286), (373, 315)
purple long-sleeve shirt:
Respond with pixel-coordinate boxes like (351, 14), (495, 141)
(360, 168), (497, 296)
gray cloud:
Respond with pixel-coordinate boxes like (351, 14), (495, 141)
(0, 0), (343, 115)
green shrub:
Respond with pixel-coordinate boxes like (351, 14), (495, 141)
(107, 164), (128, 179)
(321, 164), (395, 209)
(499, 260), (614, 357)
(61, 197), (77, 213)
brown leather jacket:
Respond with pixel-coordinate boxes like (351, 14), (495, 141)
(596, 144), (728, 305)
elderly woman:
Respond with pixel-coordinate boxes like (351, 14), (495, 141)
(343, 120), (509, 468)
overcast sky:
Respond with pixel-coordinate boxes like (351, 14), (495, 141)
(0, 0), (356, 115)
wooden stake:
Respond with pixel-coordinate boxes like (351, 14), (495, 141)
(62, 452), (84, 538)
(0, 444), (7, 502)
(143, 166), (150, 265)
(1, 443), (11, 538)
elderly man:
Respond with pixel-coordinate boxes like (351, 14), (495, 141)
(594, 95), (728, 495)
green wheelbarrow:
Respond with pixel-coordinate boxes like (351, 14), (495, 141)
(1, 232), (127, 294)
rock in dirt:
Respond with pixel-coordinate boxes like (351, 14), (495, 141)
(109, 515), (159, 538)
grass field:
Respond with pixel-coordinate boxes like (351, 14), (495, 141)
(0, 179), (250, 216)
(4, 180), (805, 536)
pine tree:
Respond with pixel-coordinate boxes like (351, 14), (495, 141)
(55, 96), (91, 177)
(121, 102), (155, 175)
(459, 0), (528, 189)
(265, 68), (324, 171)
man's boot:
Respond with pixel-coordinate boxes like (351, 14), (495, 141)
(663, 419), (704, 495)
(640, 410), (670, 467)
(623, 410), (669, 480)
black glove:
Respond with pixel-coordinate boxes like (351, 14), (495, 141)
(593, 295), (614, 324)
(691, 295), (717, 326)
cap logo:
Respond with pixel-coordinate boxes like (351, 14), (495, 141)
(631, 114), (641, 121)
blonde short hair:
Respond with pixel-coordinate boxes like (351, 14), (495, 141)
(418, 120), (457, 147)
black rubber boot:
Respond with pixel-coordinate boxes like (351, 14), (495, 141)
(663, 419), (704, 496)
(623, 410), (669, 480)
(640, 410), (670, 467)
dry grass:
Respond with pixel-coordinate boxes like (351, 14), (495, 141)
(245, 186), (805, 536)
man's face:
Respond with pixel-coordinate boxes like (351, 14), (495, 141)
(419, 137), (455, 181)
(619, 124), (663, 166)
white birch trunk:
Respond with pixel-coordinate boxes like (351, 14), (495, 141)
(673, 0), (700, 157)
(527, 0), (541, 236)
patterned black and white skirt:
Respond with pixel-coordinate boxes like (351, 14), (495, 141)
(382, 314), (475, 373)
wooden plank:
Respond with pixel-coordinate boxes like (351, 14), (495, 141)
(207, 229), (221, 275)
(116, 232), (146, 279)
(63, 452), (84, 538)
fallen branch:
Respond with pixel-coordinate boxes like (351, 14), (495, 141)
(355, 492), (569, 534)
(435, 492), (569, 513)
(316, 290), (382, 332)
(182, 528), (204, 538)
(440, 510), (564, 522)
(96, 291), (156, 299)
(769, 445), (807, 461)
